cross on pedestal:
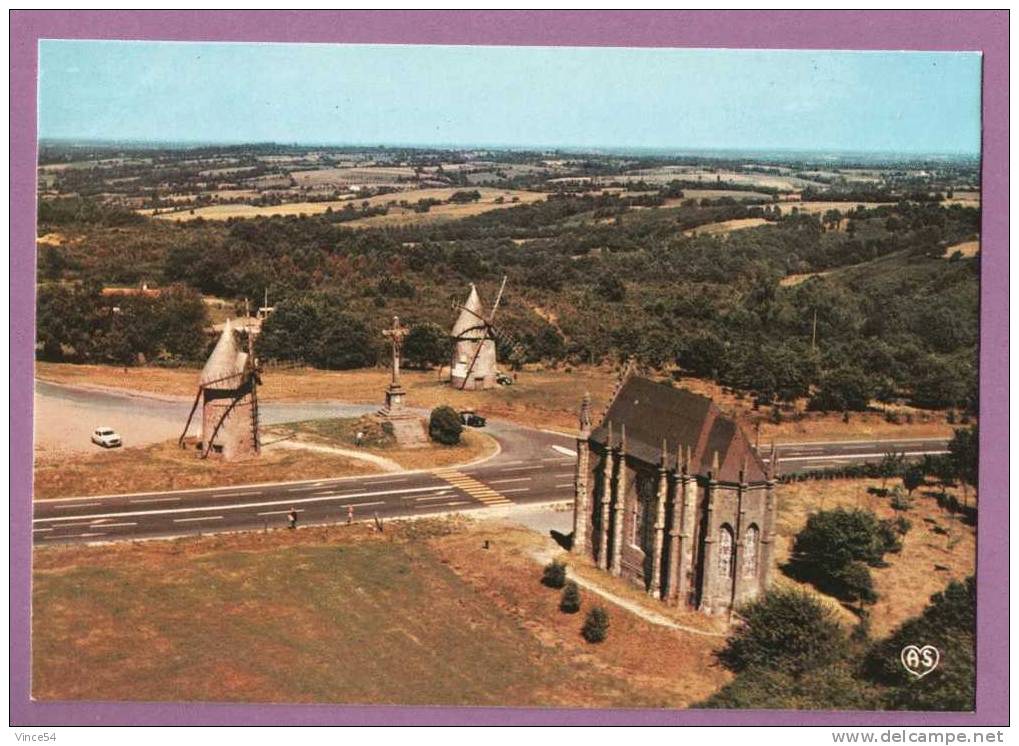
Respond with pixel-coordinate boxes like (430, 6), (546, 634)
(381, 316), (409, 413)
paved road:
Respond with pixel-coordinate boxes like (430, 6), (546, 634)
(32, 381), (949, 545)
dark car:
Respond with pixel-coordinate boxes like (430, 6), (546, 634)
(495, 371), (513, 386)
(459, 410), (486, 428)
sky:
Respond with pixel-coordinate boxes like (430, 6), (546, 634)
(38, 41), (982, 155)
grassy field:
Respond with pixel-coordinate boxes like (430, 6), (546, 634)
(144, 187), (544, 223)
(33, 438), (374, 499)
(683, 217), (770, 237)
(773, 478), (976, 637)
(32, 518), (729, 707)
(944, 240), (980, 258)
(36, 362), (958, 443)
(34, 416), (495, 499)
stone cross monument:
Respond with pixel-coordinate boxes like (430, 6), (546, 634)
(375, 315), (428, 448)
(381, 316), (409, 413)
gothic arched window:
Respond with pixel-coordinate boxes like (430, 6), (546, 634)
(743, 525), (760, 579)
(718, 525), (735, 580)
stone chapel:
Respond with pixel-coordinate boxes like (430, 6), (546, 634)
(571, 370), (779, 615)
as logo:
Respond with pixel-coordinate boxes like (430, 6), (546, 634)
(900, 645), (940, 679)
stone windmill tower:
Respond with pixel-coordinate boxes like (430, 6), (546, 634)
(179, 319), (261, 460)
(450, 281), (502, 390)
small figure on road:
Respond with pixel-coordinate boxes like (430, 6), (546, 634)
(347, 505), (354, 525)
(355, 431), (365, 448)
(287, 508), (298, 530)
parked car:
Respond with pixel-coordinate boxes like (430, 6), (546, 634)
(459, 410), (486, 428)
(495, 371), (514, 386)
(91, 426), (122, 448)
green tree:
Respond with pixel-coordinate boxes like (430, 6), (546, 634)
(559, 581), (581, 613)
(581, 607), (610, 643)
(402, 322), (448, 369)
(718, 587), (847, 675)
(428, 405), (462, 445)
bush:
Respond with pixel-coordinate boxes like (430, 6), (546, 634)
(559, 581), (581, 613)
(889, 487), (912, 512)
(863, 578), (975, 711)
(581, 607), (609, 643)
(837, 561), (877, 604)
(718, 588), (847, 674)
(428, 405), (463, 445)
(541, 560), (567, 589)
(902, 465), (924, 495)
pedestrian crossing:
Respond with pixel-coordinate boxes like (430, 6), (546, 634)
(432, 468), (512, 507)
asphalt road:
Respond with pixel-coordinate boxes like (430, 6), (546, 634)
(32, 381), (949, 545)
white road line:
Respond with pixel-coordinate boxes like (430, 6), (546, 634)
(257, 509), (304, 516)
(101, 522), (139, 528)
(431, 501), (470, 508)
(369, 478), (408, 485)
(130, 497), (181, 504)
(497, 465), (545, 472)
(552, 445), (578, 457)
(173, 516), (224, 523)
(779, 450), (949, 463)
(33, 485), (449, 525)
(488, 477), (532, 484)
(500, 487), (531, 494)
(415, 495), (457, 503)
(33, 528), (52, 533)
(76, 532), (106, 538)
(346, 501), (385, 509)
(773, 438), (948, 447)
(54, 502), (101, 509)
(212, 490), (265, 497)
(555, 483), (574, 489)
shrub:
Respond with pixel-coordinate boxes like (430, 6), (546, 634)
(863, 578), (975, 711)
(428, 405), (463, 445)
(581, 607), (610, 643)
(889, 487), (912, 512)
(559, 581), (581, 613)
(893, 516), (912, 535)
(541, 560), (567, 589)
(902, 464), (924, 495)
(790, 508), (897, 602)
(718, 588), (847, 675)
(836, 561), (877, 605)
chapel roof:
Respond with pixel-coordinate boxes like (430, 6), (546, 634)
(589, 375), (768, 484)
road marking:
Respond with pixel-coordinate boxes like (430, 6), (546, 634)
(346, 501), (385, 509)
(555, 483), (574, 489)
(553, 472), (574, 477)
(415, 495), (459, 503)
(370, 478), (408, 485)
(778, 450), (949, 463)
(433, 469), (512, 506)
(130, 497), (181, 504)
(500, 487), (531, 494)
(33, 528), (52, 533)
(257, 509), (305, 516)
(488, 477), (532, 484)
(100, 522), (138, 528)
(174, 516), (224, 523)
(552, 445), (577, 457)
(34, 484), (449, 525)
(495, 465), (544, 472)
(76, 532), (106, 538)
(54, 502), (101, 509)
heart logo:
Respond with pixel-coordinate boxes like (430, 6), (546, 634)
(900, 645), (940, 679)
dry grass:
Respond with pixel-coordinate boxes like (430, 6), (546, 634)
(144, 187), (544, 224)
(36, 362), (958, 443)
(683, 218), (770, 237)
(32, 438), (381, 500)
(32, 517), (729, 707)
(774, 201), (883, 216)
(944, 240), (980, 259)
(266, 415), (498, 471)
(774, 478), (976, 637)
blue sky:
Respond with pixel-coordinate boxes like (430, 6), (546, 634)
(38, 41), (982, 155)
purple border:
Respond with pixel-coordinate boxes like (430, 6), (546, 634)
(10, 10), (1008, 727)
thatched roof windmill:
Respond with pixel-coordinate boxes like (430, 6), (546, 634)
(179, 319), (261, 460)
(450, 277), (508, 390)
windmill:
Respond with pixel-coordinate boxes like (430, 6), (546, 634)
(450, 276), (527, 390)
(179, 319), (262, 460)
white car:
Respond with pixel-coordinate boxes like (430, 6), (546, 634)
(91, 427), (122, 448)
